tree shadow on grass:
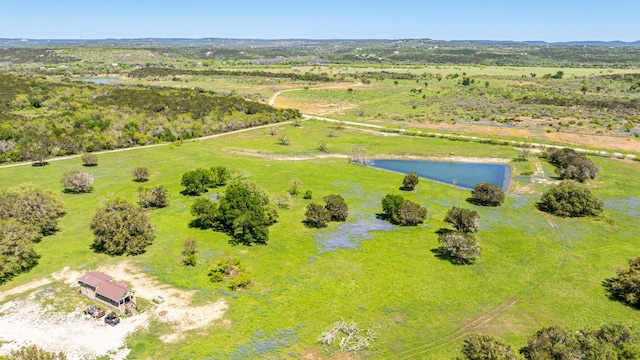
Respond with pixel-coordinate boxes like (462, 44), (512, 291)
(431, 228), (474, 266)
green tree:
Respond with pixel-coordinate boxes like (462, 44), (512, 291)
(0, 219), (41, 283)
(402, 172), (420, 191)
(138, 185), (169, 208)
(460, 333), (518, 360)
(0, 184), (65, 236)
(323, 194), (348, 222)
(437, 231), (480, 264)
(132, 167), (150, 182)
(395, 199), (428, 226)
(81, 152), (98, 167)
(181, 168), (211, 196)
(471, 182), (505, 207)
(190, 197), (218, 229)
(61, 170), (94, 193)
(520, 326), (582, 360)
(444, 207), (480, 233)
(605, 257), (640, 308)
(208, 255), (250, 290)
(304, 203), (331, 228)
(290, 178), (302, 196)
(537, 180), (603, 217)
(381, 194), (405, 219)
(90, 196), (154, 255)
(216, 181), (276, 245)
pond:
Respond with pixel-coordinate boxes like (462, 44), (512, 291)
(81, 78), (120, 84)
(370, 159), (511, 191)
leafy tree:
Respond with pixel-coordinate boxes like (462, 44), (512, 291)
(138, 185), (169, 208)
(304, 203), (331, 228)
(323, 194), (348, 222)
(181, 168), (211, 196)
(460, 333), (519, 360)
(182, 238), (197, 266)
(445, 207), (480, 233)
(0, 219), (41, 283)
(471, 182), (505, 207)
(132, 167), (150, 182)
(190, 197), (218, 229)
(537, 180), (603, 217)
(395, 199), (428, 226)
(520, 326), (583, 359)
(209, 166), (231, 187)
(61, 170), (94, 193)
(402, 172), (420, 191)
(437, 231), (480, 264)
(605, 257), (640, 308)
(81, 152), (98, 166)
(90, 196), (154, 255)
(216, 181), (277, 245)
(0, 184), (65, 235)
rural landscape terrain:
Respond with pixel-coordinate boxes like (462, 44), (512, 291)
(1, 38), (640, 359)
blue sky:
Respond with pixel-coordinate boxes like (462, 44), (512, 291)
(0, 0), (638, 42)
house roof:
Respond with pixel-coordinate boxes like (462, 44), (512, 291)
(95, 281), (129, 302)
(78, 271), (112, 288)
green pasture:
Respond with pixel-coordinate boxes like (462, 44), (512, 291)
(1, 120), (639, 358)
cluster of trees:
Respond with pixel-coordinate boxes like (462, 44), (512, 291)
(459, 324), (640, 359)
(304, 194), (348, 228)
(129, 67), (334, 83)
(437, 207), (481, 264)
(0, 73), (300, 163)
(0, 184), (65, 283)
(544, 147), (600, 182)
(190, 180), (278, 245)
(381, 194), (427, 226)
(537, 180), (603, 217)
(181, 166), (231, 195)
(90, 196), (154, 255)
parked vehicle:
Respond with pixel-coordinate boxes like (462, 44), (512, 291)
(104, 312), (120, 326)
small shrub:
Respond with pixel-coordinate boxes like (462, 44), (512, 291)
(279, 133), (290, 146)
(303, 190), (313, 199)
(132, 167), (150, 182)
(290, 178), (301, 196)
(81, 152), (98, 167)
(9, 344), (67, 360)
(402, 172), (420, 191)
(61, 171), (94, 193)
(208, 256), (250, 290)
(182, 238), (197, 266)
(273, 192), (292, 209)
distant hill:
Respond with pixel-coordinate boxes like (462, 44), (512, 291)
(1, 38), (639, 47)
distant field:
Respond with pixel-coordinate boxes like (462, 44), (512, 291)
(1, 120), (639, 358)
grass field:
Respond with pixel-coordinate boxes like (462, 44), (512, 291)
(1, 119), (639, 358)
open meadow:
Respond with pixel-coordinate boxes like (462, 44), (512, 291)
(1, 119), (640, 358)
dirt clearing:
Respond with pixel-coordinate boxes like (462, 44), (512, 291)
(0, 261), (228, 359)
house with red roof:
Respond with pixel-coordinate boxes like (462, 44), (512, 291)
(78, 271), (136, 314)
